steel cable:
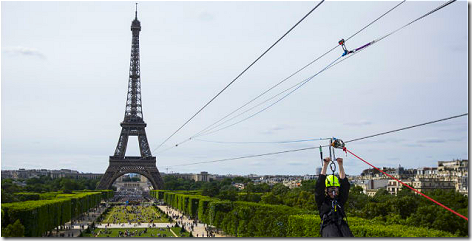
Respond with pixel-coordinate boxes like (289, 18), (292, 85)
(153, 1), (326, 152)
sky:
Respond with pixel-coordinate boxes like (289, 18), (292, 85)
(1, 1), (468, 176)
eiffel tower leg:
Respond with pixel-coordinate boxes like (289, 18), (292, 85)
(97, 165), (118, 190)
(137, 128), (152, 158)
(150, 170), (165, 189)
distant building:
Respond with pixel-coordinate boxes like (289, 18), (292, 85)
(353, 159), (468, 196)
(303, 175), (317, 181)
(166, 171), (215, 182)
(354, 179), (388, 196)
(1, 168), (102, 180)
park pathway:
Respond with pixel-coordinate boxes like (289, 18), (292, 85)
(157, 205), (229, 237)
(48, 204), (108, 237)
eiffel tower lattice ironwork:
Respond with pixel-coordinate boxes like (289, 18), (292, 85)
(98, 5), (164, 190)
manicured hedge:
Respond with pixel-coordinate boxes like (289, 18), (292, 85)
(188, 196), (204, 218)
(149, 190), (166, 200)
(57, 192), (102, 218)
(158, 191), (308, 237)
(99, 190), (114, 200)
(197, 197), (212, 221)
(225, 202), (307, 237)
(286, 215), (458, 237)
(2, 192), (103, 237)
(2, 198), (71, 237)
(237, 193), (262, 202)
(39, 192), (60, 200)
(13, 193), (40, 201)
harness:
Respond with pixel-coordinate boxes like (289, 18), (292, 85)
(319, 198), (349, 235)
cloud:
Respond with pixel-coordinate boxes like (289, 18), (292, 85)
(260, 124), (291, 135)
(417, 138), (446, 144)
(404, 143), (423, 148)
(344, 120), (372, 126)
(438, 126), (468, 133)
(3, 46), (46, 59)
(249, 161), (264, 166)
(287, 161), (305, 166)
(447, 138), (464, 142)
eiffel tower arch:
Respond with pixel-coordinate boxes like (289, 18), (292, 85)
(98, 6), (164, 190)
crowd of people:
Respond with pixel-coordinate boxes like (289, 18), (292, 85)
(164, 206), (220, 237)
(104, 205), (163, 224)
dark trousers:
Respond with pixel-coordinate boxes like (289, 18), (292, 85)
(321, 220), (354, 237)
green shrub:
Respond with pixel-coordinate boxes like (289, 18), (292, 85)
(1, 219), (25, 237)
(286, 215), (458, 237)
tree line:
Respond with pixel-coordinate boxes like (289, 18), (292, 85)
(1, 176), (100, 203)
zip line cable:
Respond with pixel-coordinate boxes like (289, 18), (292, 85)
(157, 33), (372, 154)
(198, 55), (343, 137)
(193, 137), (332, 145)
(180, 0), (456, 140)
(156, 1), (408, 153)
(164, 146), (321, 167)
(190, 1), (406, 140)
(162, 113), (467, 167)
(153, 1), (325, 152)
(345, 148), (468, 221)
(157, 0), (454, 154)
(344, 113), (468, 144)
(193, 109), (466, 145)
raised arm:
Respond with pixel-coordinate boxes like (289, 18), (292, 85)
(337, 158), (346, 179)
(321, 157), (330, 175)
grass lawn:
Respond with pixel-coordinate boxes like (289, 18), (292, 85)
(82, 227), (190, 237)
(102, 205), (169, 224)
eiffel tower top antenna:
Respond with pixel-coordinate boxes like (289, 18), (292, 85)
(135, 3), (138, 19)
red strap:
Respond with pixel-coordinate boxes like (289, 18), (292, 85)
(345, 148), (468, 221)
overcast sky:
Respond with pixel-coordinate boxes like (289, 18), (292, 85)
(1, 1), (468, 176)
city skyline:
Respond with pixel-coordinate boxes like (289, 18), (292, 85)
(2, 1), (468, 176)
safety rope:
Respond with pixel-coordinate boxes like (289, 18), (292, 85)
(344, 147), (468, 221)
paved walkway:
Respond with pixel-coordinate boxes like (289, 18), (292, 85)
(96, 223), (172, 229)
(47, 202), (229, 237)
(47, 204), (108, 237)
(157, 205), (229, 237)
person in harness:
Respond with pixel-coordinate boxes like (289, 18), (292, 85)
(315, 157), (354, 237)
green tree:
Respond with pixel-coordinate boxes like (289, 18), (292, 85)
(372, 188), (390, 202)
(300, 180), (316, 193)
(271, 183), (289, 196)
(2, 219), (25, 237)
(345, 185), (369, 215)
(202, 182), (219, 197)
(218, 186), (238, 201)
(392, 196), (419, 219)
(60, 179), (76, 193)
(1, 189), (19, 203)
(232, 176), (250, 184)
(261, 193), (282, 205)
(1, 179), (23, 194)
(296, 190), (316, 210)
(219, 178), (233, 187)
(253, 183), (271, 193)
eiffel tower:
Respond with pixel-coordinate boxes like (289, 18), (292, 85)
(98, 5), (164, 190)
